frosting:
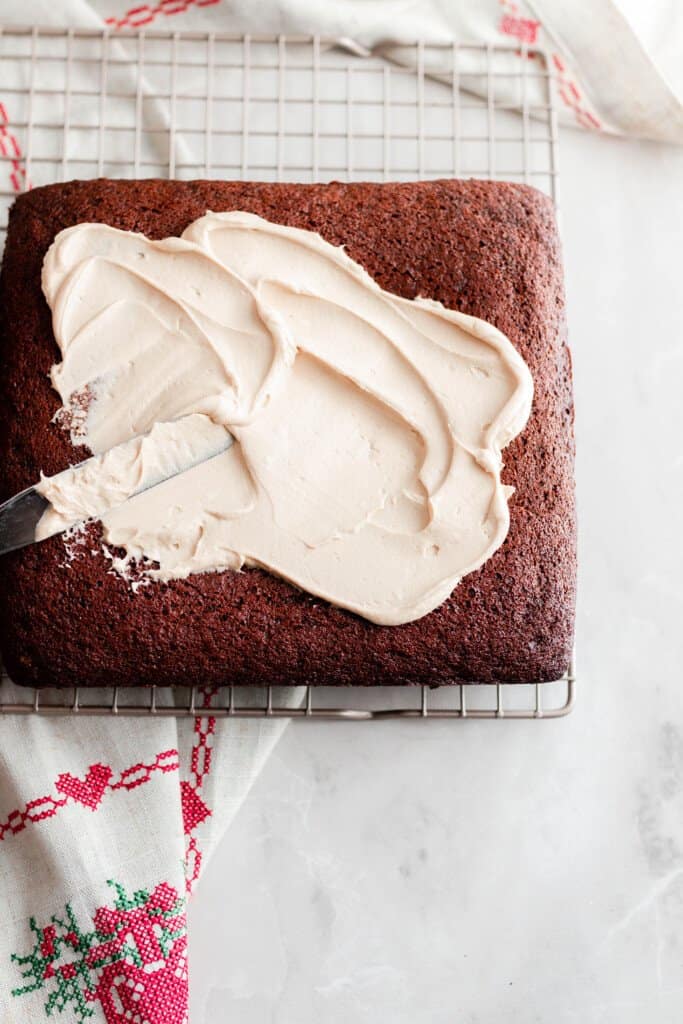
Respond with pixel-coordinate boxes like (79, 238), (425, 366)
(35, 414), (232, 541)
(38, 212), (533, 625)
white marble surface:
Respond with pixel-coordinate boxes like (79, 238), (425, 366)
(188, 129), (683, 1022)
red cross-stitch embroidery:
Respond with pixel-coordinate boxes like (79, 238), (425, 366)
(183, 688), (217, 891)
(0, 750), (179, 842)
(0, 101), (30, 192)
(55, 763), (113, 809)
(497, 0), (602, 130)
(180, 780), (211, 832)
(11, 880), (188, 1023)
(104, 0), (221, 31)
(499, 13), (540, 45)
(551, 52), (602, 129)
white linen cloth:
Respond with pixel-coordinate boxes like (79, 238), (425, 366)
(0, 1), (681, 1022)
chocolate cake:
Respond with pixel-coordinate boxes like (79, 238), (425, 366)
(0, 178), (576, 688)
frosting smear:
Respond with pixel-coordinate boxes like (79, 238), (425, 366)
(39, 212), (533, 625)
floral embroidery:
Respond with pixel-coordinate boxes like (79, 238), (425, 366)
(11, 880), (188, 1023)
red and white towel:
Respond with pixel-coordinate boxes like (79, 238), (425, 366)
(0, 693), (298, 1023)
(4, 0), (680, 142)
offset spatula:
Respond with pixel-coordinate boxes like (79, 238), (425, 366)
(0, 487), (55, 555)
(0, 427), (233, 556)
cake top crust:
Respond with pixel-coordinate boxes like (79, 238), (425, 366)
(0, 178), (575, 686)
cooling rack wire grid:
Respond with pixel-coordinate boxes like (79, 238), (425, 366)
(0, 26), (573, 718)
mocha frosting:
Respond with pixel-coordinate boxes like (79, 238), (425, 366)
(38, 211), (533, 625)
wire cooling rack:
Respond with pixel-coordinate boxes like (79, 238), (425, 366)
(0, 659), (575, 720)
(0, 26), (572, 718)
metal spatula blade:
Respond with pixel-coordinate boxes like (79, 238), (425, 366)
(0, 429), (233, 557)
(0, 487), (51, 555)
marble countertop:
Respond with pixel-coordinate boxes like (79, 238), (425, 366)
(188, 128), (683, 1023)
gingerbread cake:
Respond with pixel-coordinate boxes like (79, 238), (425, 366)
(0, 178), (575, 687)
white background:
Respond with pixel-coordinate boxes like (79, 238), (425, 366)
(188, 128), (683, 1022)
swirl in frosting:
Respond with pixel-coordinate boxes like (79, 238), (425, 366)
(38, 212), (533, 625)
